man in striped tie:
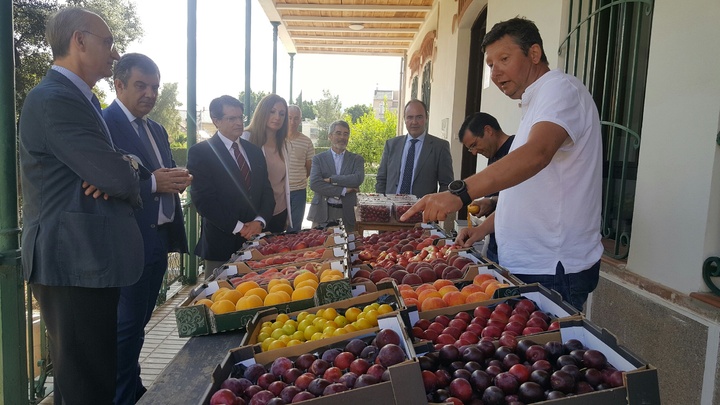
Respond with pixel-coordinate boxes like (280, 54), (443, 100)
(187, 96), (275, 278)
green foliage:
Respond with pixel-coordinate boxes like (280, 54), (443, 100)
(171, 147), (187, 167)
(315, 90), (342, 148)
(13, 0), (144, 113)
(148, 82), (184, 146)
(294, 93), (316, 120)
(347, 106), (397, 166)
(238, 89), (269, 124)
(345, 104), (372, 123)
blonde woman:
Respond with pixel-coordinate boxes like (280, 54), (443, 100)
(242, 94), (291, 233)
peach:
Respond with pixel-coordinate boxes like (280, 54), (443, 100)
(433, 279), (454, 290)
(418, 289), (443, 304)
(438, 285), (459, 297)
(473, 273), (495, 286)
(465, 291), (492, 304)
(442, 291), (466, 307)
(460, 284), (484, 297)
(479, 279), (500, 292)
(400, 290), (418, 300)
(421, 297), (448, 311)
(404, 297), (419, 308)
(415, 283), (437, 295)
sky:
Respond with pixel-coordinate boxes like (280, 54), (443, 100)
(117, 0), (402, 111)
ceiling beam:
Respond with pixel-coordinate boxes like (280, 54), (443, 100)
(291, 35), (413, 42)
(282, 16), (425, 23)
(275, 4), (432, 12)
(297, 49), (405, 56)
(296, 43), (406, 50)
(286, 26), (418, 33)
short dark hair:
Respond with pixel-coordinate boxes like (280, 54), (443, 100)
(113, 53), (160, 85)
(481, 17), (548, 65)
(458, 112), (502, 142)
(209, 95), (244, 119)
(404, 99), (428, 117)
(328, 120), (350, 134)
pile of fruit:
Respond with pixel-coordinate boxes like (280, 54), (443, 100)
(210, 329), (409, 404)
(353, 229), (455, 268)
(227, 265), (342, 289)
(196, 270), (344, 314)
(254, 230), (331, 255)
(416, 337), (624, 404)
(411, 298), (559, 349)
(255, 303), (395, 351)
(397, 273), (510, 311)
(243, 249), (327, 269)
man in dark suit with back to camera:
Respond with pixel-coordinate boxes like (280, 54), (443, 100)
(376, 99), (454, 197)
(19, 7), (145, 404)
(187, 96), (275, 278)
(307, 120), (365, 231)
(103, 53), (192, 404)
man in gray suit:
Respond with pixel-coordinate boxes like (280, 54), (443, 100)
(19, 7), (145, 404)
(307, 120), (365, 231)
(376, 99), (454, 197)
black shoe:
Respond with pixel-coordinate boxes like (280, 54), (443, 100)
(135, 385), (148, 403)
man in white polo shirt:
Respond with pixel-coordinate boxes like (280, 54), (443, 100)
(401, 17), (603, 311)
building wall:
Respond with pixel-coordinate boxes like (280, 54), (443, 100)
(627, 0), (720, 294)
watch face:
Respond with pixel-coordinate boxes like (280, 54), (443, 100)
(449, 180), (464, 192)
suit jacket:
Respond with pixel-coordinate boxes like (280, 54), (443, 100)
(307, 150), (365, 228)
(376, 134), (454, 197)
(19, 69), (144, 287)
(103, 100), (188, 263)
(187, 133), (275, 261)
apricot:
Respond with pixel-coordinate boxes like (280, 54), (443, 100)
(485, 283), (510, 297)
(417, 289), (442, 304)
(400, 290), (419, 300)
(433, 279), (454, 290)
(195, 298), (214, 308)
(438, 285), (460, 297)
(465, 291), (491, 303)
(245, 287), (268, 301)
(479, 279), (500, 292)
(415, 284), (437, 295)
(460, 284), (484, 297)
(235, 281), (261, 296)
(473, 273), (496, 286)
(292, 286), (316, 301)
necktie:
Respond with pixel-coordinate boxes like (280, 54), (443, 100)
(231, 142), (252, 190)
(135, 118), (174, 219)
(91, 94), (102, 114)
(400, 139), (419, 194)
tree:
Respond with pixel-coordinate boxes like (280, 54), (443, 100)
(345, 104), (372, 124)
(238, 89), (269, 124)
(314, 89), (342, 147)
(13, 0), (144, 112)
(293, 92), (316, 120)
(347, 104), (397, 167)
(148, 82), (184, 146)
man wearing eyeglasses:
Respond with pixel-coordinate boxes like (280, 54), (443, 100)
(376, 99), (454, 197)
(307, 120), (365, 231)
(18, 7), (145, 404)
(187, 96), (275, 278)
(458, 112), (515, 263)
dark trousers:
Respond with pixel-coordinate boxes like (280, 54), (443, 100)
(288, 189), (307, 232)
(266, 209), (288, 234)
(115, 226), (169, 405)
(32, 284), (120, 405)
(514, 260), (601, 312)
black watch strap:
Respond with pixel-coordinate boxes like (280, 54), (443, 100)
(456, 189), (472, 206)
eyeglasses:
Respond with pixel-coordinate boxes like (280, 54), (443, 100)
(466, 139), (480, 153)
(332, 131), (350, 137)
(81, 30), (116, 52)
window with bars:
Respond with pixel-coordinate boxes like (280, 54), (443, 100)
(561, 0), (654, 259)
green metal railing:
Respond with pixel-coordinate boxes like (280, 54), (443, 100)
(560, 0), (654, 259)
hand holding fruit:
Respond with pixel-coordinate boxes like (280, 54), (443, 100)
(400, 191), (462, 222)
(456, 226), (488, 248)
(469, 198), (494, 217)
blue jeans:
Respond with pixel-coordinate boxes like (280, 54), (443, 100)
(115, 226), (169, 405)
(288, 189), (307, 232)
(514, 260), (600, 312)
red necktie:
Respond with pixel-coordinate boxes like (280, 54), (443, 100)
(231, 142), (252, 190)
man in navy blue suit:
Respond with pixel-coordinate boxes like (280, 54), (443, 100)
(19, 7), (145, 404)
(103, 53), (191, 404)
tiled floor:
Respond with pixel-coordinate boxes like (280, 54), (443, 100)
(38, 281), (198, 404)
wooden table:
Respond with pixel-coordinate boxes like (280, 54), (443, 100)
(137, 330), (246, 404)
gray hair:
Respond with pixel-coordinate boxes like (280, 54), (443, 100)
(288, 105), (301, 114)
(45, 7), (99, 60)
(328, 120), (350, 134)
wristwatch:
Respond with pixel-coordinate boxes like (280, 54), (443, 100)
(448, 180), (472, 206)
